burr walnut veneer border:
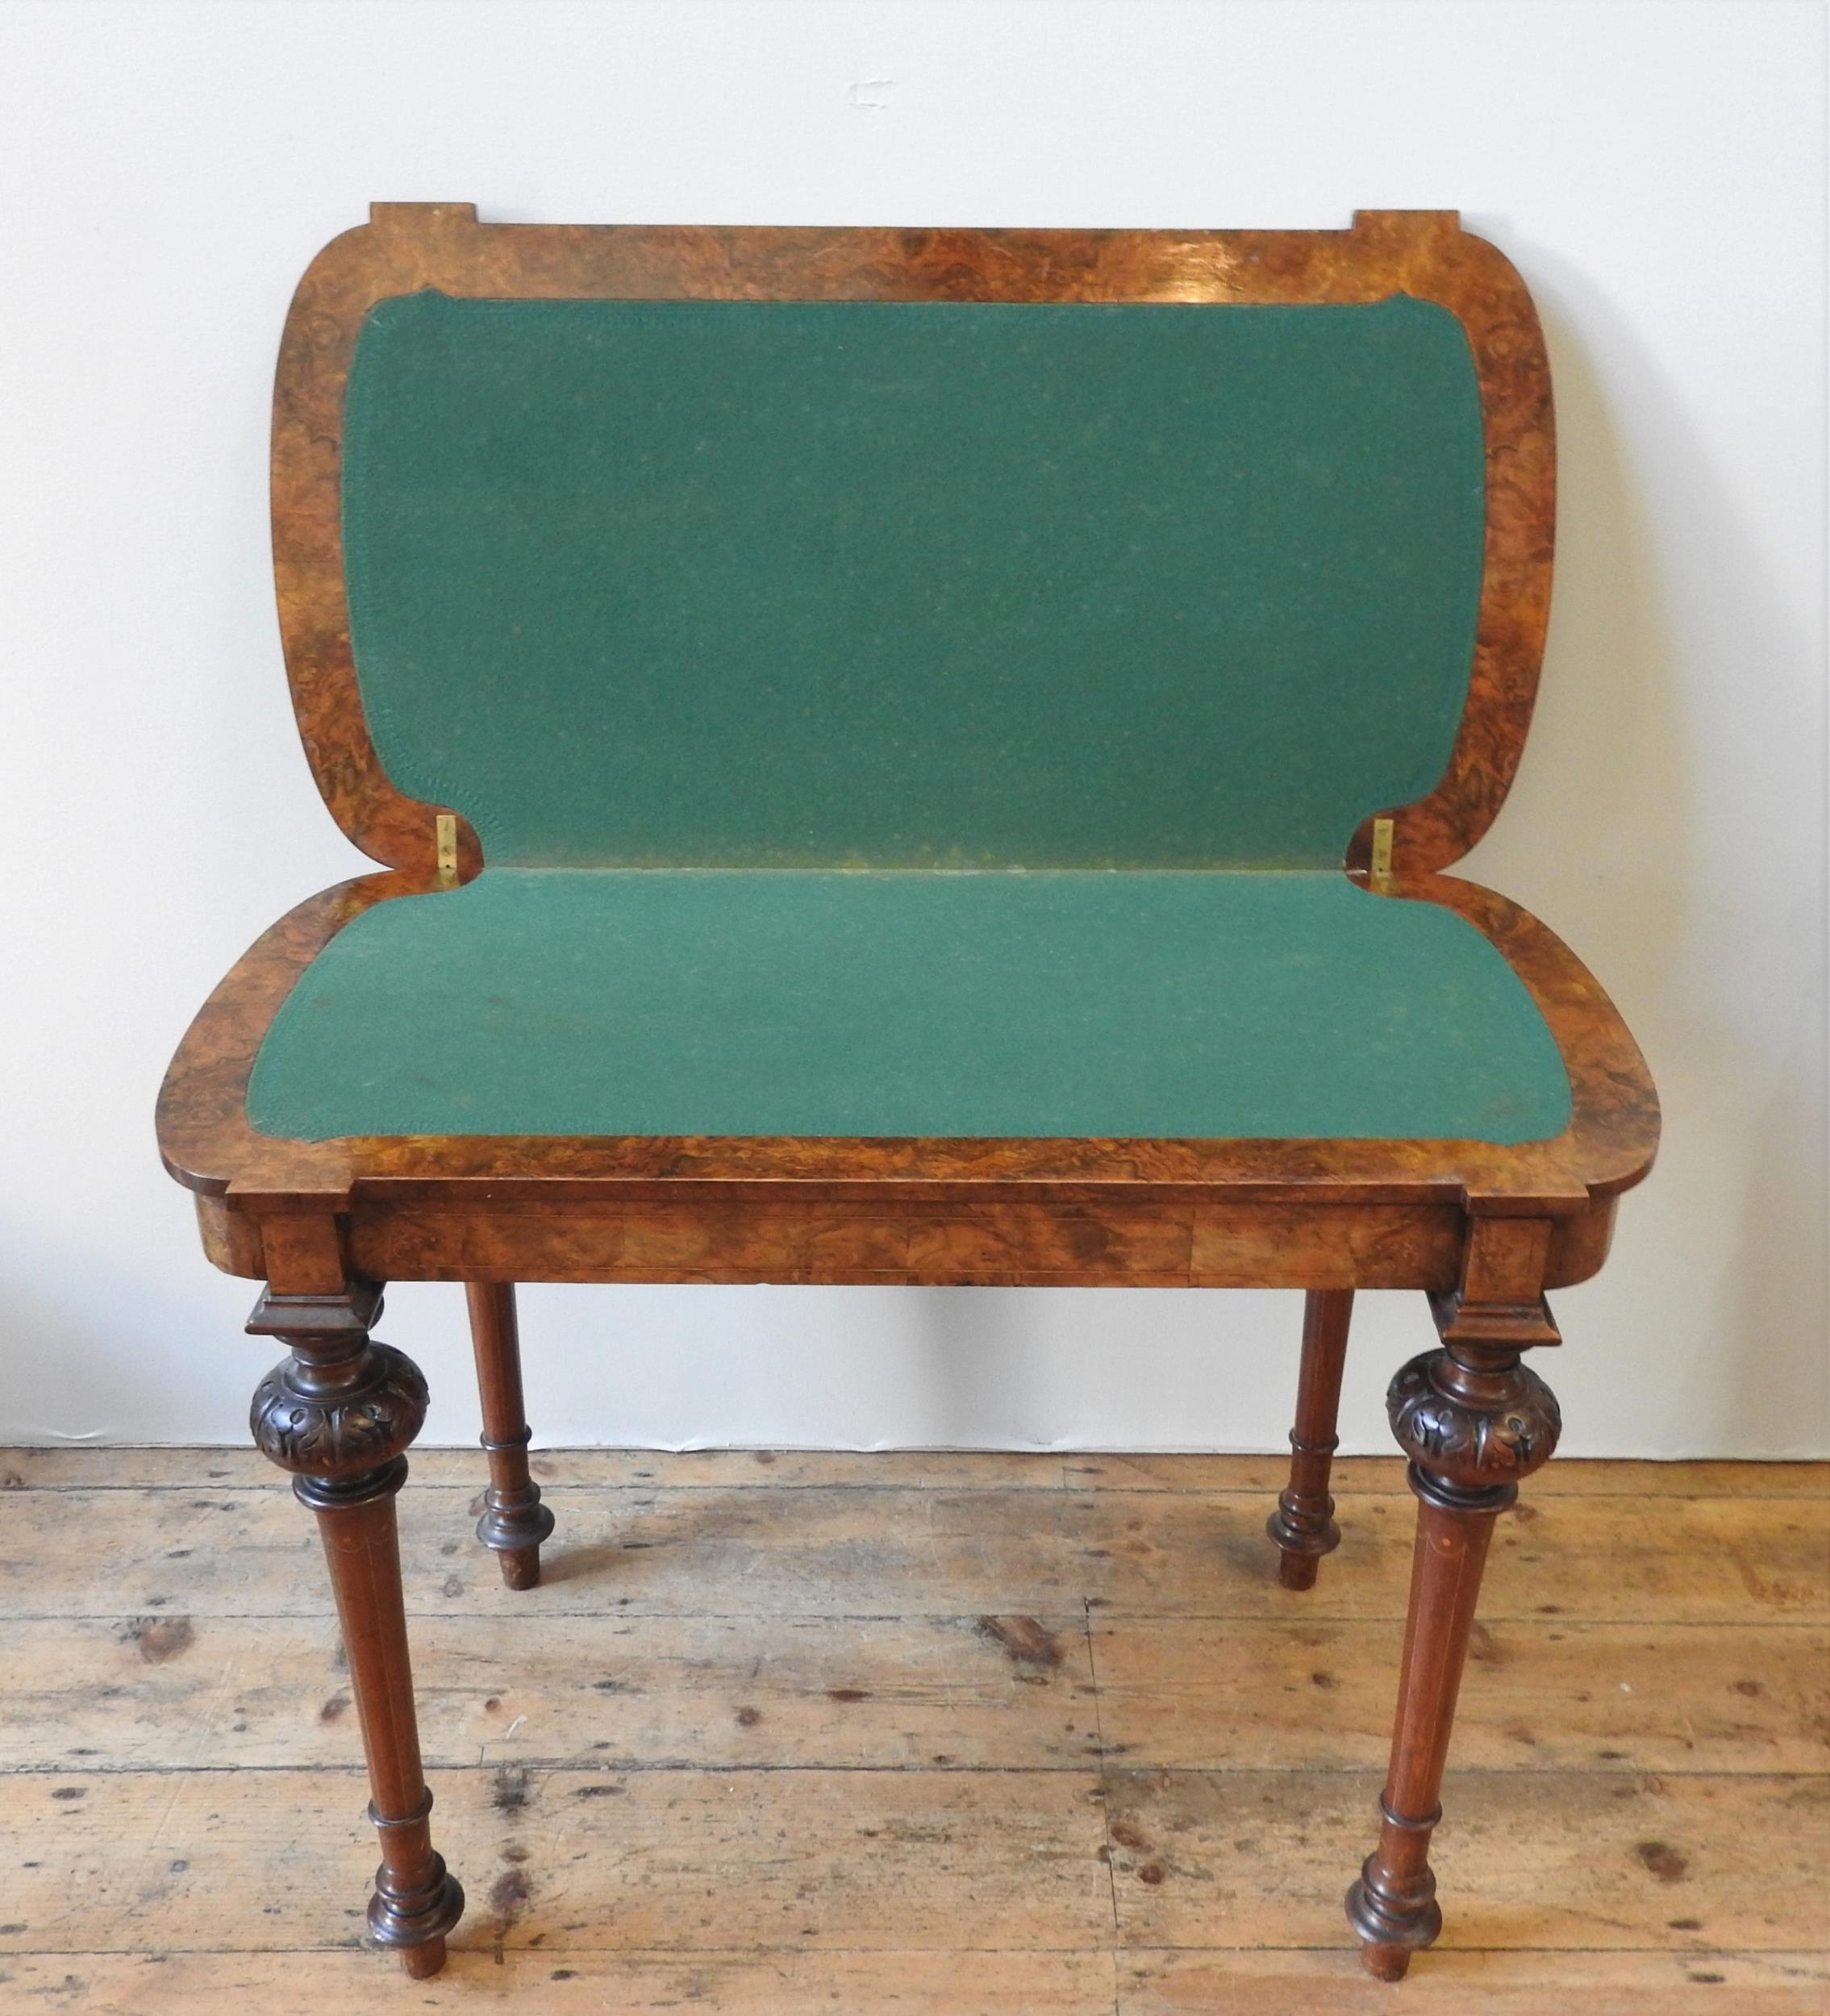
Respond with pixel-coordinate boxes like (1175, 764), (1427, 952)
(159, 863), (1656, 1291)
(272, 205), (1552, 892)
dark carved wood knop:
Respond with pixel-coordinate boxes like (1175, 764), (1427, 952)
(250, 1341), (429, 1484)
(248, 1282), (431, 1492)
(1386, 1346), (1561, 1499)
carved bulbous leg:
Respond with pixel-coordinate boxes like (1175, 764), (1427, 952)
(1267, 1289), (1354, 1589)
(1346, 1288), (1561, 1981)
(465, 1281), (555, 1590)
(248, 1284), (465, 1978)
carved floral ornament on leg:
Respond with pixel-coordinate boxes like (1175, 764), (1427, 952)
(250, 1340), (429, 1486)
(1387, 1344), (1563, 1493)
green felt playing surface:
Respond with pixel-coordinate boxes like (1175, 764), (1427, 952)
(247, 872), (1571, 1145)
(340, 292), (1486, 870)
(256, 288), (1538, 1148)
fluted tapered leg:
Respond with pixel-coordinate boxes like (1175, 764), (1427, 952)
(249, 1283), (465, 1977)
(1267, 1289), (1354, 1589)
(465, 1281), (555, 1589)
(1346, 1285), (1561, 1981)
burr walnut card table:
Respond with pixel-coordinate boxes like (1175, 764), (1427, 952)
(156, 205), (1659, 1981)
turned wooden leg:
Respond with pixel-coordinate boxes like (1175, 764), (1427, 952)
(465, 1281), (555, 1590)
(248, 1283), (465, 1978)
(1267, 1289), (1353, 1589)
(1346, 1285), (1561, 1980)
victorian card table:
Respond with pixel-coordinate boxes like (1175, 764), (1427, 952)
(157, 205), (1659, 1981)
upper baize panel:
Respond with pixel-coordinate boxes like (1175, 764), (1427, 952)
(340, 291), (1486, 868)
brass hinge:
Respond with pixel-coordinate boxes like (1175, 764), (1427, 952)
(435, 813), (459, 889)
(1369, 816), (1395, 892)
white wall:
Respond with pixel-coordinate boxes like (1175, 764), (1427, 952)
(1, 0), (1823, 1457)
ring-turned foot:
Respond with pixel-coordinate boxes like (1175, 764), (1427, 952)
(1266, 1289), (1354, 1589)
(465, 1281), (555, 1588)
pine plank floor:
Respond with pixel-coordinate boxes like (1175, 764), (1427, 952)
(0, 1448), (1823, 2014)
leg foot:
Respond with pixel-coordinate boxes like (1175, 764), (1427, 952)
(1345, 1798), (1443, 1972)
(1356, 1936), (1419, 1984)
(365, 1786), (465, 1965)
(1267, 1289), (1353, 1588)
(249, 1282), (466, 1973)
(466, 1282), (555, 1587)
(401, 1938), (448, 1981)
(498, 1543), (543, 1592)
(1276, 1549), (1319, 1592)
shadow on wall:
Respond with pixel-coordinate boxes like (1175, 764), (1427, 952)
(0, 1238), (253, 1447)
(902, 1284), (1266, 1451)
(1468, 227), (1826, 1455)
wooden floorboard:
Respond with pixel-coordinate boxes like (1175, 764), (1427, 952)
(3, 1949), (1827, 2016)
(0, 1450), (1823, 2012)
(0, 1949), (1123, 2015)
(6, 1447), (1825, 1495)
(1089, 1617), (1830, 1774)
(1120, 1951), (1830, 2014)
(2, 1483), (1823, 1624)
(1, 1614), (1821, 1776)
(2, 1764), (1820, 1956)
(1102, 1768), (1826, 1951)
